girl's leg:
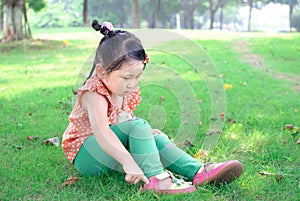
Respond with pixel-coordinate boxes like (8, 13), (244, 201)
(74, 118), (164, 177)
(154, 133), (202, 181)
(117, 118), (164, 178)
(73, 125), (128, 176)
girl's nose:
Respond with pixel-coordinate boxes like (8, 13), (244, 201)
(127, 79), (139, 89)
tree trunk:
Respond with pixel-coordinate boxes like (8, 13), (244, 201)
(3, 0), (14, 40)
(13, 0), (23, 39)
(83, 0), (88, 26)
(209, 0), (218, 30)
(120, 0), (125, 28)
(132, 0), (140, 28)
(2, 0), (24, 41)
(155, 0), (161, 28)
(247, 1), (253, 32)
(187, 12), (194, 29)
(289, 4), (293, 32)
(0, 2), (3, 31)
(219, 5), (224, 31)
(23, 0), (32, 39)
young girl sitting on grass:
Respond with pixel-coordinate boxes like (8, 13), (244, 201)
(62, 20), (243, 194)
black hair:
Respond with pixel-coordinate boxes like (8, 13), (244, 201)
(84, 19), (147, 84)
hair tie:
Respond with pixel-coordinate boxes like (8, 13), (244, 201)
(144, 53), (150, 64)
(101, 21), (114, 36)
(92, 20), (114, 36)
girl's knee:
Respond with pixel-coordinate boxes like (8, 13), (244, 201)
(154, 132), (170, 143)
(129, 118), (152, 131)
(130, 118), (150, 126)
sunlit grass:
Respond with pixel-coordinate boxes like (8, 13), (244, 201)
(1, 28), (299, 200)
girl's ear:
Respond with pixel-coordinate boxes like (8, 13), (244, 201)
(95, 64), (106, 78)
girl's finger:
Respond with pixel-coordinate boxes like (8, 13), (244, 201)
(141, 175), (149, 184)
(133, 177), (140, 185)
(125, 175), (132, 183)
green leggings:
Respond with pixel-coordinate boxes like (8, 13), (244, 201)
(74, 118), (202, 180)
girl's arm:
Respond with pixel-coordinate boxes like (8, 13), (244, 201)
(81, 91), (149, 185)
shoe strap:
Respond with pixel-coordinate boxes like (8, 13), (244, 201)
(155, 171), (191, 186)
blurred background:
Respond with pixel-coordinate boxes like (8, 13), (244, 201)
(1, 0), (300, 41)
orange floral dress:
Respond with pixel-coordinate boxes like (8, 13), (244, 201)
(62, 75), (141, 163)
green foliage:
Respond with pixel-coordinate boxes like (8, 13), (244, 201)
(29, 0), (83, 28)
(88, 0), (130, 27)
(27, 0), (47, 12)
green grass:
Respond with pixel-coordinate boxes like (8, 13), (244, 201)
(1, 28), (300, 200)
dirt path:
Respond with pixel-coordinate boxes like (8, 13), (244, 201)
(234, 40), (300, 92)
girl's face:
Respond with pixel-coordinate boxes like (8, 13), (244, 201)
(97, 60), (144, 97)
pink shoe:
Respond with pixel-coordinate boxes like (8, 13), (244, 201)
(140, 171), (196, 194)
(193, 160), (243, 185)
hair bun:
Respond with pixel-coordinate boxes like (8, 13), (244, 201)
(92, 19), (101, 31)
(92, 20), (114, 36)
(100, 21), (114, 36)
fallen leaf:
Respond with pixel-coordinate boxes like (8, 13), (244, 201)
(197, 99), (203, 103)
(220, 112), (225, 120)
(285, 124), (294, 130)
(42, 137), (60, 147)
(275, 174), (283, 182)
(27, 136), (39, 141)
(62, 40), (69, 46)
(259, 171), (283, 182)
(183, 140), (194, 147)
(12, 145), (23, 150)
(224, 84), (233, 90)
(206, 129), (222, 136)
(61, 176), (79, 187)
(297, 137), (300, 144)
(160, 96), (165, 101)
(228, 118), (236, 123)
(193, 149), (210, 163)
(199, 121), (203, 126)
(259, 171), (274, 176)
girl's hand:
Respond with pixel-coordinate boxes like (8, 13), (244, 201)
(125, 174), (149, 185)
(152, 129), (162, 135)
(123, 163), (149, 185)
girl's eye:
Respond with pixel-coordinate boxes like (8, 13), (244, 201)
(123, 77), (130, 80)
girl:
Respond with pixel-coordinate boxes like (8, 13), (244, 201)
(62, 20), (244, 194)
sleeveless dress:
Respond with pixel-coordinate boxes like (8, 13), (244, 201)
(62, 75), (141, 162)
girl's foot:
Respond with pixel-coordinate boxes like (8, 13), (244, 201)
(140, 171), (196, 194)
(193, 160), (243, 185)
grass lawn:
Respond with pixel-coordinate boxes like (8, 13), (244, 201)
(0, 28), (299, 201)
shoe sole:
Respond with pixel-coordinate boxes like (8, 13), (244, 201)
(140, 185), (196, 194)
(209, 160), (244, 184)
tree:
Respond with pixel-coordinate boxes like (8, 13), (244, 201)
(140, 0), (180, 28)
(180, 0), (200, 29)
(132, 0), (140, 28)
(88, 0), (129, 28)
(208, 0), (223, 29)
(219, 0), (234, 30)
(0, 2), (3, 31)
(274, 0), (299, 31)
(1, 0), (45, 42)
(83, 0), (88, 26)
(2, 0), (24, 41)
